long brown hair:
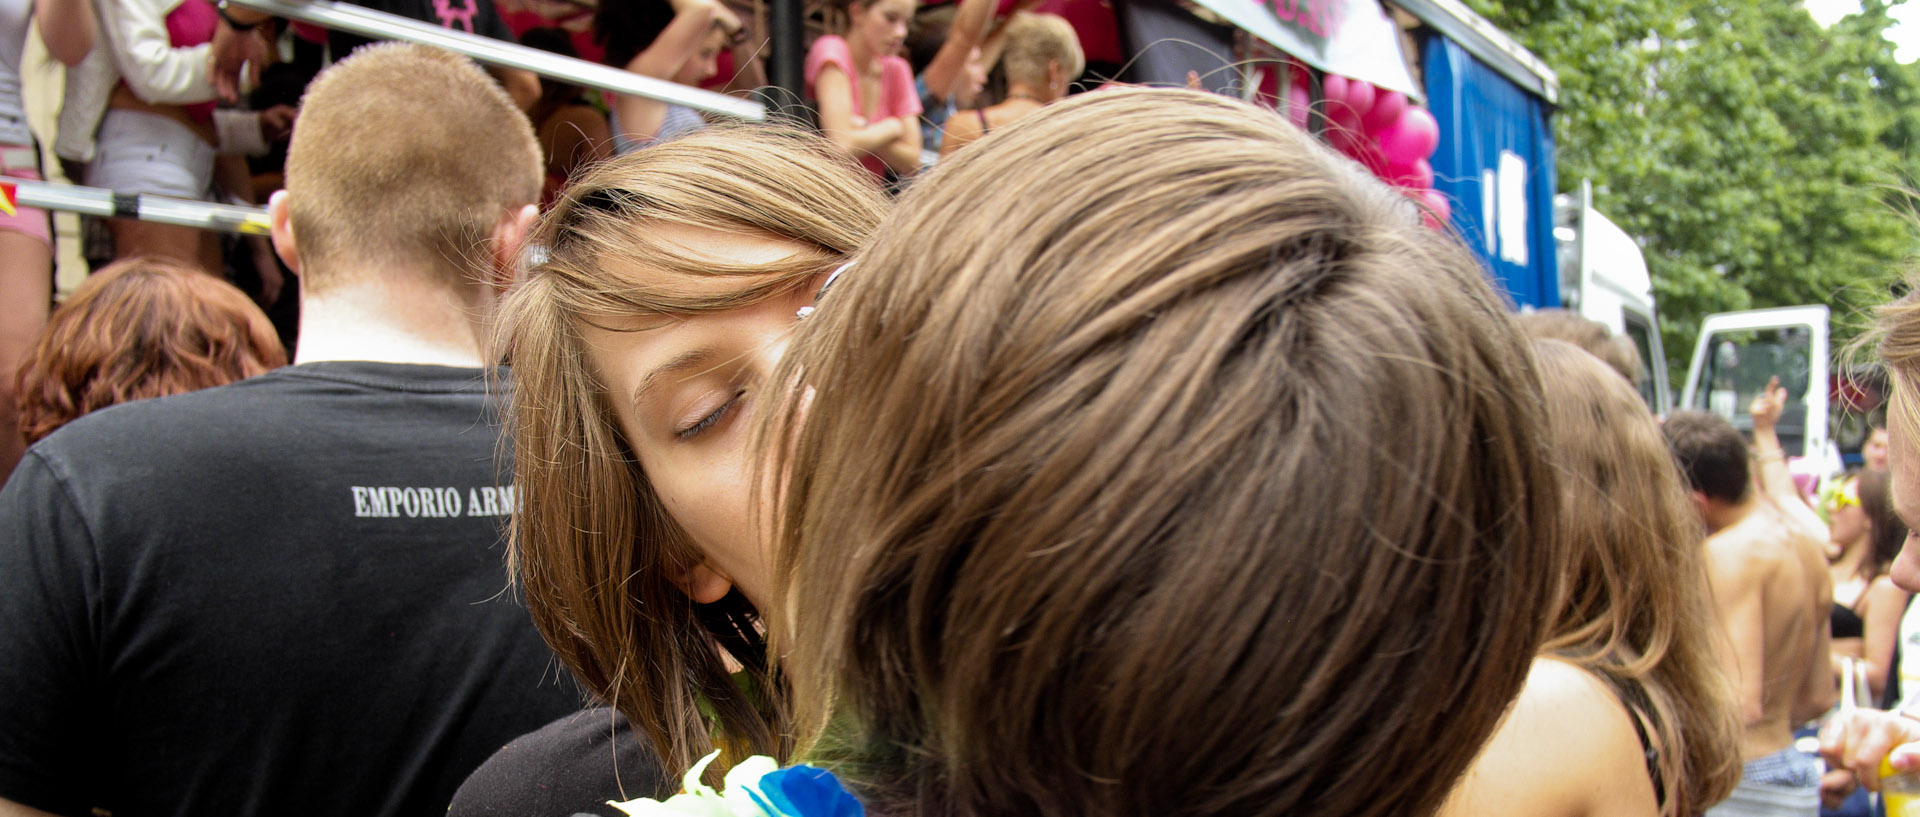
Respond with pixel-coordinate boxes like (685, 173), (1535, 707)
(1859, 468), (1908, 578)
(1531, 339), (1741, 817)
(764, 88), (1562, 817)
(496, 126), (886, 782)
(15, 257), (285, 444)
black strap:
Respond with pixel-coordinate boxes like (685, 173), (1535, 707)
(1608, 675), (1668, 810)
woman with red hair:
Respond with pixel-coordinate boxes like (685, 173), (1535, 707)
(15, 257), (285, 444)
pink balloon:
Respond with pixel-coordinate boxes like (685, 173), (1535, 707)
(1419, 188), (1452, 226)
(1387, 157), (1433, 190)
(1320, 73), (1349, 112)
(1344, 80), (1376, 117)
(1287, 83), (1311, 129)
(1382, 106), (1441, 162)
(1328, 106), (1362, 137)
(1362, 90), (1406, 133)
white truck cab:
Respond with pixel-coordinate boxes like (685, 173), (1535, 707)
(1679, 305), (1834, 471)
(1555, 180), (1670, 413)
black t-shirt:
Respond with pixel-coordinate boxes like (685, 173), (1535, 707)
(0, 362), (581, 817)
(332, 0), (518, 58)
(449, 707), (672, 817)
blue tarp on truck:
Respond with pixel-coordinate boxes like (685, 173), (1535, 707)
(1422, 32), (1560, 309)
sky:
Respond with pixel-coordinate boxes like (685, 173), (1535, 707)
(1803, 0), (1920, 61)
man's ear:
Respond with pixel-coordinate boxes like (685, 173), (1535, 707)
(1690, 490), (1713, 521)
(268, 190), (301, 275)
(488, 203), (540, 292)
(674, 561), (736, 605)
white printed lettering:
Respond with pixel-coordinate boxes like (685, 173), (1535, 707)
(352, 486), (371, 517)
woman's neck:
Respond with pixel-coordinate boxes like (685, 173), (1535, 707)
(1003, 82), (1052, 105)
(846, 35), (882, 75)
(1833, 538), (1872, 580)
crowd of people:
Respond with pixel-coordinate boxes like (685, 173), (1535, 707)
(5, 4), (1920, 817)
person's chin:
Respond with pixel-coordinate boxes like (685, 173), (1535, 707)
(1892, 546), (1920, 593)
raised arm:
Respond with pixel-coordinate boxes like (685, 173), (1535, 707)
(919, 0), (995, 104)
(1752, 376), (1829, 544)
(613, 0), (729, 144)
(32, 0), (95, 66)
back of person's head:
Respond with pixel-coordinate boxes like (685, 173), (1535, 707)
(594, 0), (677, 71)
(498, 125), (887, 781)
(1531, 339), (1740, 817)
(1859, 467), (1908, 575)
(1661, 410), (1751, 505)
(765, 87), (1561, 817)
(520, 27), (590, 117)
(904, 3), (954, 73)
(1517, 308), (1643, 385)
(999, 12), (1083, 89)
(15, 258), (286, 444)
(283, 43), (540, 292)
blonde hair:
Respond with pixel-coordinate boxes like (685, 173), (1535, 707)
(1531, 339), (1741, 817)
(497, 126), (887, 783)
(999, 12), (1083, 88)
(1880, 283), (1920, 453)
(765, 88), (1561, 817)
(284, 43), (541, 292)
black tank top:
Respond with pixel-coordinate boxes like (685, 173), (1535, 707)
(1833, 601), (1866, 640)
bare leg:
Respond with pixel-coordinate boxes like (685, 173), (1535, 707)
(0, 230), (53, 485)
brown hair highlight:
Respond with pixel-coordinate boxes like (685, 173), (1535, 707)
(765, 88), (1562, 817)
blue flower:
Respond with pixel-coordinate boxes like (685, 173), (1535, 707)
(608, 753), (862, 817)
(750, 765), (864, 817)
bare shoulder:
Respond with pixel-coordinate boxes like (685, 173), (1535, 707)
(1707, 515), (1795, 574)
(1438, 657), (1657, 817)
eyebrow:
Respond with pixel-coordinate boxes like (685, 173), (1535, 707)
(631, 349), (718, 408)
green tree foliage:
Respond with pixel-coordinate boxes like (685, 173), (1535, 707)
(1461, 0), (1917, 386)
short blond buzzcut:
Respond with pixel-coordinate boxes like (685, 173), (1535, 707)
(285, 43), (541, 291)
(999, 12), (1083, 88)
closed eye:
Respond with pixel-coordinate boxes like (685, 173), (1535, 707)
(676, 390), (745, 440)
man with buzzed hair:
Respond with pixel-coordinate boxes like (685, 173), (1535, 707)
(0, 44), (577, 817)
(1666, 410), (1835, 816)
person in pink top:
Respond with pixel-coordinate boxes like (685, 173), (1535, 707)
(806, 0), (923, 180)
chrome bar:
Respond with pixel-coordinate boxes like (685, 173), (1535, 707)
(229, 0), (767, 120)
(9, 179), (272, 235)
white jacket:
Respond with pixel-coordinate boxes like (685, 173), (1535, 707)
(55, 0), (215, 162)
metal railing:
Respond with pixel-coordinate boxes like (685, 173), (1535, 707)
(8, 179), (271, 235)
(229, 0), (767, 120)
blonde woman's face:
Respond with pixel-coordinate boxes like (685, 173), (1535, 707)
(1887, 386), (1920, 590)
(578, 224), (819, 608)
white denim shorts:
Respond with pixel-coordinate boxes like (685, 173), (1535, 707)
(83, 109), (215, 200)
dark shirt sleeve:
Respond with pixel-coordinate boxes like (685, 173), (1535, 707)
(449, 708), (670, 817)
(0, 451), (104, 817)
